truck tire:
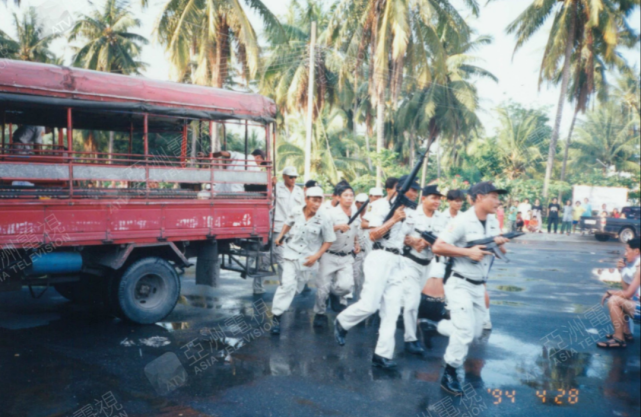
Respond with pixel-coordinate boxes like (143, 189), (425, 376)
(110, 257), (180, 324)
(595, 234), (610, 242)
(619, 228), (636, 244)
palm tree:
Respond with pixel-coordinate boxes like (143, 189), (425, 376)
(327, 0), (479, 186)
(276, 108), (368, 184)
(68, 0), (148, 74)
(490, 104), (550, 180)
(505, 0), (639, 197)
(68, 0), (149, 160)
(556, 15), (637, 200)
(259, 1), (339, 120)
(156, 0), (282, 88)
(396, 33), (496, 186)
(0, 7), (59, 63)
(570, 103), (640, 174)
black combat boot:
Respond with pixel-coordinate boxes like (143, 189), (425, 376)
(271, 315), (281, 335)
(440, 364), (463, 395)
(313, 314), (328, 328)
(372, 354), (398, 369)
(405, 340), (427, 356)
(334, 319), (347, 346)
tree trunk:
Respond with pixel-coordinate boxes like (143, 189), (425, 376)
(542, 2), (577, 198)
(557, 107), (579, 201)
(420, 136), (436, 192)
(409, 132), (415, 167)
(375, 88), (385, 187)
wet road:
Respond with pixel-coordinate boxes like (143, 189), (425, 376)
(0, 238), (639, 417)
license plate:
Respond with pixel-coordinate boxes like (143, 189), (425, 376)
(584, 220), (596, 225)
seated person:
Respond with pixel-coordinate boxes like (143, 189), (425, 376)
(12, 125), (49, 154)
(597, 238), (640, 349)
(212, 149), (264, 193)
(527, 211), (539, 233)
(515, 213), (524, 232)
(618, 244), (641, 292)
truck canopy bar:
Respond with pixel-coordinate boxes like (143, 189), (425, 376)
(0, 59), (277, 124)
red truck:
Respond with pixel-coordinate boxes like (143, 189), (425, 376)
(0, 59), (276, 324)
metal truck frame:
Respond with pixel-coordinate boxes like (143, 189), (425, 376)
(0, 59), (277, 324)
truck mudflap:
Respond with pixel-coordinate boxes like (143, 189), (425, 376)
(196, 240), (219, 287)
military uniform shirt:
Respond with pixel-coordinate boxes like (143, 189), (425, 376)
(282, 206), (336, 261)
(274, 182), (305, 232)
(364, 197), (414, 251)
(327, 205), (357, 253)
(439, 207), (501, 282)
(406, 209), (439, 261)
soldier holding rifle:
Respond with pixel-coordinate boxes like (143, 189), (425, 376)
(334, 172), (420, 369)
(432, 181), (511, 395)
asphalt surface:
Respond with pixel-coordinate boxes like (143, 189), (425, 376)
(0, 236), (639, 417)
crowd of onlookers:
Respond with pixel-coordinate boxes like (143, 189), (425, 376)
(494, 197), (629, 234)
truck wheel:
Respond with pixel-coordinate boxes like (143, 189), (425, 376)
(595, 234), (610, 242)
(619, 228), (636, 244)
(110, 257), (180, 324)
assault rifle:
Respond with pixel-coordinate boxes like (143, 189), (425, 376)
(415, 229), (439, 245)
(466, 231), (524, 263)
(382, 151), (427, 226)
(347, 199), (369, 226)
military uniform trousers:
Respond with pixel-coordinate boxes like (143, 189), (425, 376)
(438, 276), (487, 368)
(337, 249), (404, 359)
(352, 251), (366, 300)
(314, 252), (355, 314)
(399, 258), (430, 342)
(271, 258), (315, 316)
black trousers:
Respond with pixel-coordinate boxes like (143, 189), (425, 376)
(548, 217), (559, 233)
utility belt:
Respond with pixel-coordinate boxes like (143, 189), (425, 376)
(372, 242), (401, 255)
(452, 272), (485, 286)
(327, 250), (353, 257)
(402, 246), (431, 266)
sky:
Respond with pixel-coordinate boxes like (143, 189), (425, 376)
(1, 0), (640, 139)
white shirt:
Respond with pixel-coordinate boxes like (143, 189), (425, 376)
(622, 256), (641, 286)
(518, 203), (532, 221)
(226, 151), (260, 193)
(327, 205), (357, 253)
(282, 206), (336, 261)
(440, 207), (501, 282)
(364, 197), (414, 251)
(406, 208), (440, 261)
(14, 125), (44, 145)
(274, 182), (305, 232)
(354, 215), (372, 255)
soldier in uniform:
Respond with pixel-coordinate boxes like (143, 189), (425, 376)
(433, 182), (511, 395)
(368, 187), (384, 202)
(419, 189), (465, 319)
(313, 184), (361, 326)
(334, 175), (417, 369)
(259, 166), (305, 294)
(398, 185), (444, 356)
(270, 186), (336, 335)
(352, 193), (371, 300)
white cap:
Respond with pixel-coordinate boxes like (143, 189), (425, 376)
(282, 166), (299, 177)
(369, 187), (383, 197)
(306, 186), (324, 198)
(355, 193), (368, 203)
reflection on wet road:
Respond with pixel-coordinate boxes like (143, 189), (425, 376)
(0, 240), (638, 416)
